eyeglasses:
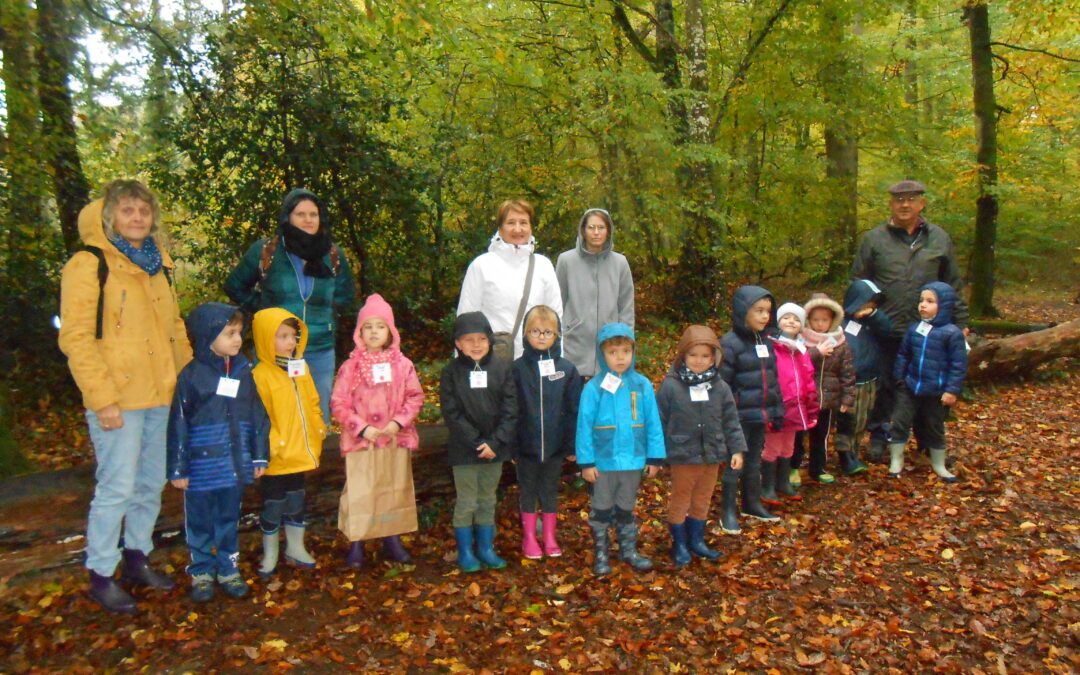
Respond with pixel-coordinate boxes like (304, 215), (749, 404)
(528, 329), (556, 339)
(891, 195), (922, 204)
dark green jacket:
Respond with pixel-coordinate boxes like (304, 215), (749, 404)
(851, 220), (968, 338)
(225, 237), (356, 354)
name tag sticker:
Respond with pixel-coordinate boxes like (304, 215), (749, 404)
(216, 377), (240, 398)
(287, 359), (307, 378)
(755, 344), (770, 358)
(916, 321), (933, 336)
(844, 321), (862, 336)
(600, 372), (622, 394)
(469, 371), (488, 389)
(690, 384), (710, 402)
(538, 359), (556, 377)
(372, 362), (392, 383)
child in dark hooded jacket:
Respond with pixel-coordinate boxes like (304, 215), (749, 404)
(511, 306), (583, 560)
(718, 286), (785, 531)
(440, 311), (519, 572)
(657, 325), (746, 567)
(167, 302), (268, 602)
(886, 282), (967, 482)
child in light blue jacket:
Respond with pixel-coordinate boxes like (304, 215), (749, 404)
(577, 323), (666, 576)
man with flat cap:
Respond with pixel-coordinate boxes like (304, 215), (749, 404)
(851, 180), (969, 462)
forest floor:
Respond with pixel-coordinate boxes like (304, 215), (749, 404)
(0, 287), (1076, 672)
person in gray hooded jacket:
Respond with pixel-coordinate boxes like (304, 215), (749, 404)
(555, 208), (635, 377)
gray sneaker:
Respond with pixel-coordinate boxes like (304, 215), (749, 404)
(190, 574), (215, 603)
(217, 573), (250, 599)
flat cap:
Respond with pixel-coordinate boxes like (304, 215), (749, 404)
(887, 179), (926, 195)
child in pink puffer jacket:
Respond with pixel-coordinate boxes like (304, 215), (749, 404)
(761, 302), (819, 505)
(331, 294), (424, 568)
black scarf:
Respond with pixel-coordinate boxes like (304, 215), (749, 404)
(678, 364), (718, 386)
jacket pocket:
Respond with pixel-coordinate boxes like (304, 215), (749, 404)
(670, 433), (690, 445)
(593, 426), (616, 460)
(631, 424), (646, 457)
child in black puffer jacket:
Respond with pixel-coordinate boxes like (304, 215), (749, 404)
(511, 306), (582, 560)
(887, 282), (967, 482)
(719, 285), (785, 530)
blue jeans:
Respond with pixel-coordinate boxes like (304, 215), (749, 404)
(84, 406), (169, 576)
(184, 485), (242, 577)
(305, 348), (335, 425)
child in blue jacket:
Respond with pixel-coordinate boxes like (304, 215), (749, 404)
(167, 303), (268, 602)
(577, 323), (666, 576)
(886, 282), (967, 482)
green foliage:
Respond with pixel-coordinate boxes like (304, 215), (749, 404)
(0, 383), (32, 479)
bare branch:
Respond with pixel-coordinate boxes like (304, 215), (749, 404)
(989, 41), (1080, 64)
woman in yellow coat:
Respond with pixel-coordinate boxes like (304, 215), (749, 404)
(58, 180), (193, 615)
(251, 307), (327, 575)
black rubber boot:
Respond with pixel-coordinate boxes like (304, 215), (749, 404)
(740, 470), (780, 522)
(775, 456), (800, 499)
(615, 515), (653, 572)
(89, 571), (138, 615)
(760, 460), (781, 504)
(719, 478), (741, 535)
(589, 522), (612, 576)
(120, 549), (176, 591)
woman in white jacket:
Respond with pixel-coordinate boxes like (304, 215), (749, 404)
(457, 200), (562, 360)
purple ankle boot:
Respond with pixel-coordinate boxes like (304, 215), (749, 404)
(382, 536), (412, 564)
(89, 571), (138, 615)
(345, 541), (365, 569)
(120, 549), (176, 591)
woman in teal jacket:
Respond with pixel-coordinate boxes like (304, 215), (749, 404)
(225, 188), (356, 422)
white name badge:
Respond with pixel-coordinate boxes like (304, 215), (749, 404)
(844, 321), (862, 336)
(538, 359), (556, 377)
(689, 384), (710, 402)
(755, 344), (770, 358)
(372, 362), (392, 384)
(916, 321), (933, 336)
(600, 372), (622, 394)
(470, 370), (488, 389)
(287, 359), (307, 378)
(216, 377), (240, 398)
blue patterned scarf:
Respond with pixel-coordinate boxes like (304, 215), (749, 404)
(111, 235), (163, 276)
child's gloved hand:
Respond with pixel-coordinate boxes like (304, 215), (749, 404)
(941, 392), (957, 407)
(581, 467), (599, 483)
(171, 478), (189, 490)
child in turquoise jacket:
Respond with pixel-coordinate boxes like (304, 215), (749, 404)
(577, 323), (666, 576)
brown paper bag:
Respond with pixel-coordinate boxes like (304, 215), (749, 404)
(338, 445), (418, 541)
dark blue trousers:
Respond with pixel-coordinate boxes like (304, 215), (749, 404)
(184, 484), (242, 577)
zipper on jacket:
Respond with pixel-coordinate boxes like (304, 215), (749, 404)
(792, 350), (808, 429)
(116, 290), (127, 329)
(631, 391), (638, 421)
(286, 248), (312, 324)
(538, 364), (546, 463)
(291, 379), (319, 468)
(758, 336), (770, 426)
(915, 333), (929, 395)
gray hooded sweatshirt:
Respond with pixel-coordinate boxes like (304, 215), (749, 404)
(554, 209), (635, 376)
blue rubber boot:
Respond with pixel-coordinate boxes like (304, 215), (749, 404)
(685, 517), (721, 561)
(474, 524), (507, 570)
(668, 522), (692, 567)
(454, 527), (482, 573)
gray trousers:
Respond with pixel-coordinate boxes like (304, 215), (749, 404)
(588, 469), (642, 527)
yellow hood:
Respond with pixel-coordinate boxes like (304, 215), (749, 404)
(253, 307), (309, 363)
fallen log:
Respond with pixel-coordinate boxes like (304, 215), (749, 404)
(967, 318), (1080, 383)
(970, 319), (1053, 335)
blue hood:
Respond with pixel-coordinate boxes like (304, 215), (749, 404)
(520, 306), (563, 361)
(843, 279), (885, 318)
(185, 302), (247, 370)
(731, 285), (776, 338)
(594, 322), (636, 376)
(922, 281), (957, 327)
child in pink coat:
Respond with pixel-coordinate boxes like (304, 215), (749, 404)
(761, 302), (819, 505)
(331, 294), (424, 568)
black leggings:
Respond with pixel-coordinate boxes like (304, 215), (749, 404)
(260, 472), (307, 533)
(516, 456), (564, 513)
(793, 408), (834, 476)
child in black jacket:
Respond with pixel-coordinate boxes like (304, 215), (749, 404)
(657, 325), (746, 566)
(511, 306), (583, 560)
(440, 312), (518, 572)
(719, 285), (785, 531)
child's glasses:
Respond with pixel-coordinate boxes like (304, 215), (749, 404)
(528, 329), (556, 338)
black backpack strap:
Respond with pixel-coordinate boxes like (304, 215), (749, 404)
(82, 246), (109, 340)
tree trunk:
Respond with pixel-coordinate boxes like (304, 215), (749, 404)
(965, 1), (1000, 318)
(967, 319), (1080, 383)
(0, 0), (48, 234)
(35, 0), (90, 253)
(655, 0), (688, 144)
